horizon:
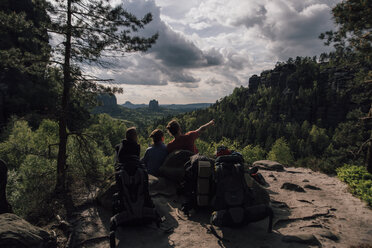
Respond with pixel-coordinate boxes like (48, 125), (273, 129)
(119, 99), (214, 105)
(95, 0), (341, 104)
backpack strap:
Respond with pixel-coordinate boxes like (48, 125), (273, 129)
(208, 217), (230, 243)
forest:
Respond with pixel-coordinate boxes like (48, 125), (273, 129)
(0, 0), (371, 239)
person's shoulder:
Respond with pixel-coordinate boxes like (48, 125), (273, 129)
(186, 130), (199, 137)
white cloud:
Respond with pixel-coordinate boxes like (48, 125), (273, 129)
(89, 0), (342, 104)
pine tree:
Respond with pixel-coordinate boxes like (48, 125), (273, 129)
(319, 0), (372, 66)
(0, 0), (54, 126)
(47, 0), (158, 192)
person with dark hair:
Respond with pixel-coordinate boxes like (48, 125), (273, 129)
(166, 119), (215, 154)
(115, 127), (140, 163)
(142, 129), (168, 176)
(0, 159), (12, 214)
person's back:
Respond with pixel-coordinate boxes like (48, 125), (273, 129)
(116, 127), (140, 163)
(166, 119), (214, 154)
(142, 129), (168, 176)
(167, 131), (199, 154)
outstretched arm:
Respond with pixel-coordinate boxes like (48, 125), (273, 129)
(196, 120), (215, 133)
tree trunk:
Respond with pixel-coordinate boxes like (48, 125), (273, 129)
(0, 159), (12, 214)
(56, 0), (72, 193)
(367, 135), (372, 174)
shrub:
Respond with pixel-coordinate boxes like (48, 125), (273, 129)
(267, 137), (294, 165)
(9, 156), (56, 221)
(337, 164), (372, 207)
(1, 118), (115, 219)
(241, 144), (266, 165)
(196, 137), (241, 158)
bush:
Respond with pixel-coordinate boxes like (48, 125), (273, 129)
(336, 164), (372, 207)
(8, 156), (56, 221)
(195, 137), (241, 158)
(267, 137), (294, 165)
(1, 118), (115, 219)
(241, 144), (266, 165)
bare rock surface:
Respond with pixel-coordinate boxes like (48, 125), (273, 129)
(281, 182), (306, 192)
(70, 165), (372, 248)
(253, 160), (284, 171)
(0, 213), (56, 248)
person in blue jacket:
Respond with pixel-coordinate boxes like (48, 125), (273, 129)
(142, 129), (168, 176)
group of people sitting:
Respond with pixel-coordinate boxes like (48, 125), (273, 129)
(115, 119), (215, 176)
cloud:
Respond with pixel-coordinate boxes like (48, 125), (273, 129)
(93, 0), (342, 104)
(228, 0), (337, 59)
(97, 0), (229, 89)
(232, 5), (267, 28)
(206, 77), (223, 85)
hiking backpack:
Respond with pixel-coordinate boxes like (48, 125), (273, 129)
(110, 154), (161, 248)
(211, 154), (273, 232)
(182, 154), (215, 214)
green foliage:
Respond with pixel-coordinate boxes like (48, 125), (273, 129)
(7, 156), (56, 221)
(0, 0), (57, 127)
(93, 104), (199, 137)
(241, 145), (266, 165)
(308, 125), (330, 156)
(195, 137), (241, 158)
(319, 0), (372, 67)
(0, 116), (119, 219)
(267, 138), (294, 165)
(337, 164), (372, 206)
(86, 114), (127, 156)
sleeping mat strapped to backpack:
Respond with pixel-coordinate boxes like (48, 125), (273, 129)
(182, 154), (215, 214)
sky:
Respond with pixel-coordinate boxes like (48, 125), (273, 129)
(93, 0), (341, 104)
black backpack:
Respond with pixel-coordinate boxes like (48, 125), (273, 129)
(211, 154), (273, 232)
(110, 154), (160, 248)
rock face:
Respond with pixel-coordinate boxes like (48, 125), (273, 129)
(253, 160), (284, 171)
(158, 150), (194, 183)
(96, 181), (118, 211)
(149, 99), (159, 110)
(0, 213), (56, 248)
(97, 93), (117, 106)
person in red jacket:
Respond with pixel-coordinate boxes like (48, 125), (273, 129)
(166, 119), (214, 154)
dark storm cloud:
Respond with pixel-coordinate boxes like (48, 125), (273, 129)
(125, 0), (224, 68)
(204, 48), (224, 66)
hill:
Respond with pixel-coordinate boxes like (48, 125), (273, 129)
(153, 57), (371, 173)
(122, 101), (212, 111)
(92, 95), (212, 133)
(121, 101), (147, 109)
